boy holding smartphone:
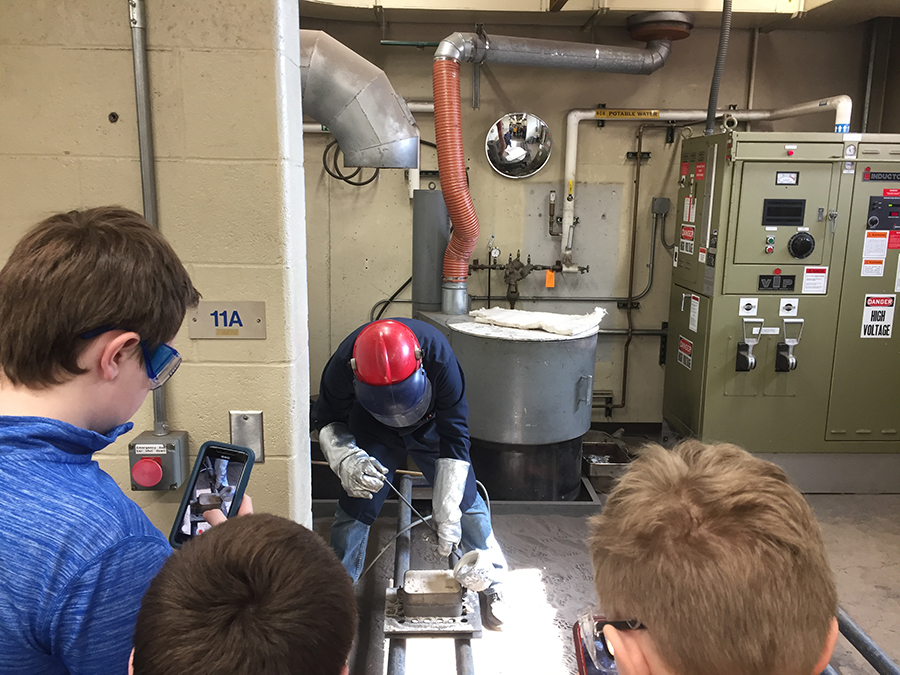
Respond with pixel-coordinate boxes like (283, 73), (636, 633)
(0, 207), (200, 675)
(587, 441), (839, 675)
(130, 513), (357, 675)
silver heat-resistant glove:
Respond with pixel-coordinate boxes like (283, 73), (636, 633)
(432, 457), (470, 557)
(319, 422), (388, 499)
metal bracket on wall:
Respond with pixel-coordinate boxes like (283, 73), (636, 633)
(581, 8), (610, 33)
(626, 151), (652, 161)
(472, 24), (484, 109)
(616, 300), (641, 310)
(596, 103), (606, 128)
(658, 322), (668, 365)
(373, 4), (386, 39)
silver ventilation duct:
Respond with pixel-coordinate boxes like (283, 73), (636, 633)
(435, 32), (672, 74)
(300, 30), (419, 169)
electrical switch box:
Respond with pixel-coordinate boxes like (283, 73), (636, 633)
(663, 131), (900, 470)
(128, 430), (189, 491)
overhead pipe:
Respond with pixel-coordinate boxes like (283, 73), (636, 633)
(705, 0), (733, 135)
(433, 13), (694, 314)
(300, 30), (418, 169)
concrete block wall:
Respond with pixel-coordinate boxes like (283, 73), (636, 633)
(302, 19), (868, 422)
(0, 0), (310, 530)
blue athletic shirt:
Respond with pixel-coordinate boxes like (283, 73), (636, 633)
(0, 416), (171, 675)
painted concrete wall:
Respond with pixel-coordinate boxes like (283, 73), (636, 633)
(303, 19), (869, 422)
(0, 0), (310, 530)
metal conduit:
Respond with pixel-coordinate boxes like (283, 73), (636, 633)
(129, 0), (168, 436)
(837, 607), (900, 675)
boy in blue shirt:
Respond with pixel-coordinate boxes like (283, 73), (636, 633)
(0, 207), (200, 675)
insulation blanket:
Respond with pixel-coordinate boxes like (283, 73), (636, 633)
(468, 306), (607, 336)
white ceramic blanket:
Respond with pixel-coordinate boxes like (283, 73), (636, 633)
(468, 306), (607, 336)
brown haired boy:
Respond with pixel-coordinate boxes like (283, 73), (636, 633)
(588, 440), (839, 675)
(130, 513), (358, 675)
(0, 207), (199, 675)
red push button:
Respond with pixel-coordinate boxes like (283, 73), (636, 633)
(132, 458), (163, 487)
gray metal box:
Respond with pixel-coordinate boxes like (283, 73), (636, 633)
(128, 430), (189, 491)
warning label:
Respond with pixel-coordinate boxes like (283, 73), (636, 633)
(889, 231), (900, 249)
(861, 258), (885, 277)
(860, 295), (895, 338)
(683, 196), (697, 223)
(135, 444), (167, 455)
(680, 225), (695, 254)
(677, 336), (693, 370)
(695, 162), (706, 180)
(864, 231), (889, 258)
(802, 267), (828, 294)
(680, 161), (690, 177)
(593, 109), (660, 119)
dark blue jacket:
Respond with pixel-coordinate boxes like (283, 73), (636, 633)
(315, 318), (471, 462)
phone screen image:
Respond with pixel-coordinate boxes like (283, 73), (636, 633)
(169, 442), (254, 549)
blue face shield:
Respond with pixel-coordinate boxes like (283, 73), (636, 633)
(353, 367), (433, 427)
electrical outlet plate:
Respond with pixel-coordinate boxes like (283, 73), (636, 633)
(230, 411), (264, 463)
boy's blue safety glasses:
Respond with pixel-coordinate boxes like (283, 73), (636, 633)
(81, 327), (181, 390)
(141, 342), (182, 390)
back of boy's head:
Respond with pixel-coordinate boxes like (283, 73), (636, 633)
(589, 440), (836, 675)
(132, 513), (358, 675)
(0, 206), (199, 387)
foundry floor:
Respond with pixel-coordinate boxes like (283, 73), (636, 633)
(313, 493), (900, 675)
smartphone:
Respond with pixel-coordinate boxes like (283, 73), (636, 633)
(169, 441), (255, 549)
(573, 616), (618, 675)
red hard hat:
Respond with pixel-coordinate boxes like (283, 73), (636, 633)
(352, 320), (422, 385)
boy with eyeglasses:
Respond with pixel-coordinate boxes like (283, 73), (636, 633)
(588, 440), (839, 675)
(0, 207), (200, 675)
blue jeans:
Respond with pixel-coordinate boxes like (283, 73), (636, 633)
(331, 491), (507, 583)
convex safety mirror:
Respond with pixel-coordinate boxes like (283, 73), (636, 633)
(485, 112), (552, 179)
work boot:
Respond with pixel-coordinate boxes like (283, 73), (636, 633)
(480, 583), (508, 631)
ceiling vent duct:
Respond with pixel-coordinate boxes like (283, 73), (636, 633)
(300, 30), (419, 169)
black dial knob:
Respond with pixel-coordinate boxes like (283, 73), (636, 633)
(787, 232), (815, 259)
(868, 216), (880, 229)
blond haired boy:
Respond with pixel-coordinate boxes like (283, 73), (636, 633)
(588, 440), (838, 675)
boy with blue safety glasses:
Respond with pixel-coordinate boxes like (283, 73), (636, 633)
(0, 207), (200, 675)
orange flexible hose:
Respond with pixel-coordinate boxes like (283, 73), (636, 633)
(433, 58), (479, 283)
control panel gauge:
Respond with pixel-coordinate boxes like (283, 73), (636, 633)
(775, 172), (799, 185)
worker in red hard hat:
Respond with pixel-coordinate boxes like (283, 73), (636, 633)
(313, 318), (508, 629)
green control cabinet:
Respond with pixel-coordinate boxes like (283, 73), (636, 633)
(663, 132), (900, 466)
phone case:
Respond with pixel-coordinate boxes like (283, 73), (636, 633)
(168, 441), (255, 549)
(573, 618), (619, 675)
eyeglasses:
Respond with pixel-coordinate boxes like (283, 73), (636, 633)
(597, 619), (646, 661)
(141, 341), (181, 390)
(81, 327), (181, 390)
